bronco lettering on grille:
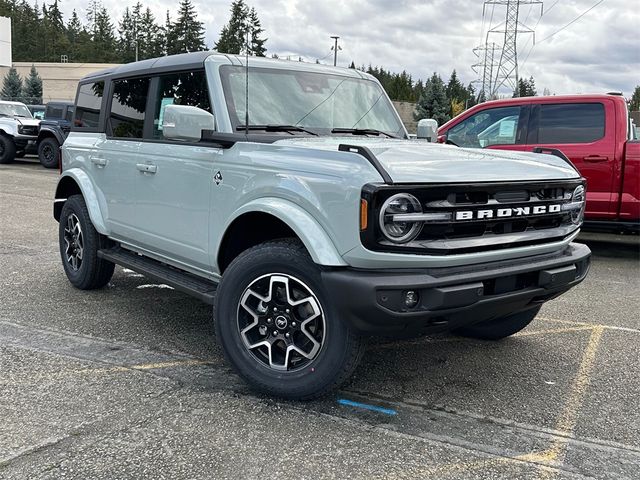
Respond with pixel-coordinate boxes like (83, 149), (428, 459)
(454, 204), (561, 221)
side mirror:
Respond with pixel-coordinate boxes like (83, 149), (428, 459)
(162, 104), (215, 142)
(416, 119), (439, 142)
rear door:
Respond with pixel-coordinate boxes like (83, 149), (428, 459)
(445, 105), (529, 153)
(96, 76), (151, 238)
(525, 101), (615, 218)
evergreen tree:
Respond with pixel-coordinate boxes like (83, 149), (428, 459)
(215, 0), (248, 54)
(22, 65), (43, 104)
(630, 85), (640, 111)
(1, 68), (24, 101)
(93, 7), (118, 62)
(414, 73), (450, 125)
(248, 6), (266, 56)
(167, 0), (206, 55)
(42, 0), (70, 62)
(67, 10), (91, 62)
(514, 76), (537, 97)
(215, 0), (267, 56)
(139, 8), (164, 59)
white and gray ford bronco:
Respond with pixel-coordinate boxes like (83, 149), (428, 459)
(54, 52), (591, 399)
(0, 100), (40, 163)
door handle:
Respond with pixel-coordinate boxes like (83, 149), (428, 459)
(136, 163), (157, 174)
(583, 155), (608, 162)
(90, 156), (107, 167)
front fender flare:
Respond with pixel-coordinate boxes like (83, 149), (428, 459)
(55, 169), (108, 235)
(220, 197), (347, 267)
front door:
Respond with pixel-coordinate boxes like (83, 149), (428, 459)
(445, 105), (529, 154)
(133, 70), (216, 272)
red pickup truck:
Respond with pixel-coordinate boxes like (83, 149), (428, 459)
(437, 93), (639, 232)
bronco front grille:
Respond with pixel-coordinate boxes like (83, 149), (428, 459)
(361, 179), (584, 255)
(19, 125), (38, 136)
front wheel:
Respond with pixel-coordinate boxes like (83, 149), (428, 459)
(38, 137), (60, 168)
(59, 195), (115, 290)
(0, 134), (16, 164)
(214, 239), (364, 399)
(453, 306), (541, 340)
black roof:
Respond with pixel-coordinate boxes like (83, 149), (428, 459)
(80, 51), (216, 83)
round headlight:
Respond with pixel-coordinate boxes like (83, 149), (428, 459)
(571, 185), (586, 224)
(379, 193), (423, 243)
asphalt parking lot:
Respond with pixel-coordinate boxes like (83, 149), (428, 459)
(1, 158), (639, 480)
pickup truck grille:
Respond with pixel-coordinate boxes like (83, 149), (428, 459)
(363, 180), (585, 255)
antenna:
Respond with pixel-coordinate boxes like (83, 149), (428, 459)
(244, 22), (250, 135)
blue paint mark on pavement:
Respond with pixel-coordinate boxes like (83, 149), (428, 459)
(337, 398), (398, 416)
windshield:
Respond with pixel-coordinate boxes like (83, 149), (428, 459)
(0, 103), (33, 118)
(220, 66), (404, 137)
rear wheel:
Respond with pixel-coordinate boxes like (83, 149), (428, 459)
(0, 134), (16, 164)
(59, 195), (115, 290)
(38, 137), (59, 168)
(214, 239), (364, 399)
(453, 306), (541, 340)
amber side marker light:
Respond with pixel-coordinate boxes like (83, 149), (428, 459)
(360, 199), (368, 231)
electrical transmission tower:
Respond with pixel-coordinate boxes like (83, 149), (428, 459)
(478, 0), (543, 97)
(472, 42), (501, 100)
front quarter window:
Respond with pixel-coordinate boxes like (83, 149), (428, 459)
(448, 106), (521, 148)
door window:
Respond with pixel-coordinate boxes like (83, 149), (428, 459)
(538, 103), (605, 144)
(109, 77), (150, 139)
(45, 105), (64, 119)
(447, 106), (522, 148)
(152, 70), (212, 139)
(74, 81), (104, 129)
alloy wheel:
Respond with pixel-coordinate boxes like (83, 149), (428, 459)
(63, 213), (84, 271)
(237, 273), (326, 371)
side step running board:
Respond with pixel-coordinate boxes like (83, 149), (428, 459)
(98, 247), (218, 304)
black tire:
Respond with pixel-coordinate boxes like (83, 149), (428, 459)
(59, 194), (115, 290)
(214, 239), (365, 400)
(38, 137), (59, 168)
(453, 306), (542, 340)
(0, 134), (16, 164)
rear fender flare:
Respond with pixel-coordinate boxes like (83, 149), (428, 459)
(54, 169), (108, 234)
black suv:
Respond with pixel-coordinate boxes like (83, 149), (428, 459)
(36, 102), (74, 168)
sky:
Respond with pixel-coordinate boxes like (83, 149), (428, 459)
(29, 0), (640, 96)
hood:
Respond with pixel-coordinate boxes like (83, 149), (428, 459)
(272, 137), (579, 183)
(16, 117), (41, 127)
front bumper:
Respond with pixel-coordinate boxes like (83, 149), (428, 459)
(322, 242), (591, 335)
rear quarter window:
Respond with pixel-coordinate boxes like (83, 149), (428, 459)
(74, 82), (104, 129)
(538, 103), (605, 144)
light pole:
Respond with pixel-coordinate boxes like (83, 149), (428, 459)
(330, 36), (340, 66)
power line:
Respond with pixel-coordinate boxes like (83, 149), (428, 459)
(521, 0), (604, 70)
(537, 0), (604, 44)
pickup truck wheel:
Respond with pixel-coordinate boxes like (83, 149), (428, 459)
(38, 138), (59, 168)
(215, 239), (364, 400)
(0, 134), (16, 164)
(453, 306), (541, 340)
(59, 195), (115, 290)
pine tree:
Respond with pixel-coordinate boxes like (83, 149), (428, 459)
(117, 7), (137, 62)
(629, 85), (640, 111)
(248, 6), (266, 56)
(139, 8), (165, 59)
(1, 68), (24, 101)
(168, 0), (206, 55)
(22, 65), (43, 104)
(93, 7), (118, 62)
(215, 0), (249, 54)
(414, 73), (450, 125)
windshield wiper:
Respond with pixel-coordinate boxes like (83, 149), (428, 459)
(331, 127), (397, 138)
(236, 124), (318, 136)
